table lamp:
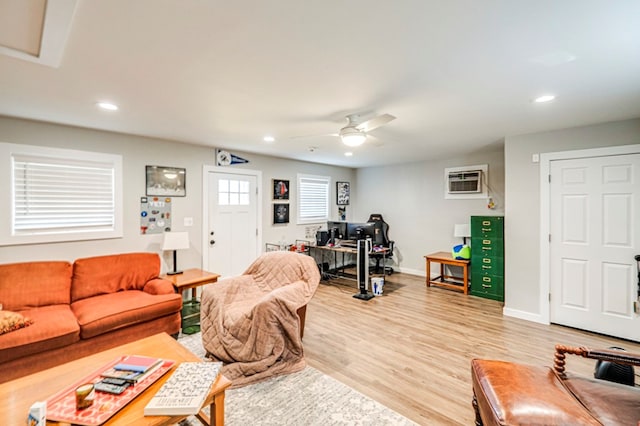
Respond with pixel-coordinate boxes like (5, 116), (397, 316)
(454, 224), (471, 245)
(162, 231), (190, 275)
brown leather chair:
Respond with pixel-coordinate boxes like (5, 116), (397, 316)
(471, 345), (640, 425)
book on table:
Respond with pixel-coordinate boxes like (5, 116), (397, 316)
(144, 361), (223, 416)
(101, 355), (164, 383)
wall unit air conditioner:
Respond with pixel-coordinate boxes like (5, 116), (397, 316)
(448, 170), (482, 194)
(444, 164), (488, 199)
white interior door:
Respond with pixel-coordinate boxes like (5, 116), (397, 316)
(204, 169), (260, 278)
(550, 154), (640, 341)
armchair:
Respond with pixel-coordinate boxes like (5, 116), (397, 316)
(368, 213), (394, 274)
(200, 251), (320, 387)
(471, 344), (640, 425)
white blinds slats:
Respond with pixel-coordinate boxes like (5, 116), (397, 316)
(13, 156), (115, 233)
(298, 175), (329, 222)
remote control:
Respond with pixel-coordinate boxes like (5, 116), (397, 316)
(94, 381), (129, 395)
(101, 377), (129, 386)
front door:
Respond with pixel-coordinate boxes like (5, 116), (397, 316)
(204, 168), (260, 278)
(549, 154), (640, 341)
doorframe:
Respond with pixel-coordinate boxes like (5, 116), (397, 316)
(201, 165), (263, 271)
(539, 143), (640, 324)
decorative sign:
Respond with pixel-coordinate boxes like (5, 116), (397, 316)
(140, 197), (172, 234)
(273, 179), (289, 200)
(337, 181), (350, 205)
(216, 149), (249, 166)
(273, 203), (289, 224)
(146, 166), (186, 197)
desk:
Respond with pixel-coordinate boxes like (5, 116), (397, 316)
(424, 251), (470, 294)
(311, 244), (390, 282)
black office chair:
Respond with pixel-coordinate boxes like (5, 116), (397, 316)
(368, 214), (394, 274)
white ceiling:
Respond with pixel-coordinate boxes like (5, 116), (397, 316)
(1, 0), (639, 168)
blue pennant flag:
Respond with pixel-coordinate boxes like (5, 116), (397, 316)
(230, 153), (249, 165)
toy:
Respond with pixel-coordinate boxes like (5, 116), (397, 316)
(452, 244), (470, 260)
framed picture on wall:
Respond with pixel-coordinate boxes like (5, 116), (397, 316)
(146, 165), (186, 197)
(273, 203), (290, 224)
(273, 179), (290, 200)
(337, 181), (350, 205)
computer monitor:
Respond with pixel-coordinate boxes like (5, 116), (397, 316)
(346, 222), (376, 240)
(326, 221), (347, 240)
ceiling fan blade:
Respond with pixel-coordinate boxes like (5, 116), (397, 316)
(367, 134), (384, 147)
(289, 133), (338, 140)
(356, 113), (396, 132)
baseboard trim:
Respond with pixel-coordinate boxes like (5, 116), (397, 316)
(502, 307), (548, 325)
(397, 266), (424, 276)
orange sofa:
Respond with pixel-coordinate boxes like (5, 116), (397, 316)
(0, 253), (182, 383)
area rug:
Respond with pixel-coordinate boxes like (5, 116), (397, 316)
(178, 333), (417, 426)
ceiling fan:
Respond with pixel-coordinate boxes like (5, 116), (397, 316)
(293, 113), (396, 147)
(338, 113), (396, 147)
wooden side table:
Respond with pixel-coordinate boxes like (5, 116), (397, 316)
(424, 251), (470, 295)
(161, 268), (220, 334)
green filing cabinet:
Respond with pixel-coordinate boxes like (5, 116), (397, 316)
(470, 216), (504, 302)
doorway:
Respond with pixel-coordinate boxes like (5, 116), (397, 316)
(541, 144), (640, 341)
(202, 166), (262, 278)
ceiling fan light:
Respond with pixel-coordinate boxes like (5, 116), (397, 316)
(340, 128), (367, 147)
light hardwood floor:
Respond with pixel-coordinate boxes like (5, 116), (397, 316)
(303, 272), (640, 425)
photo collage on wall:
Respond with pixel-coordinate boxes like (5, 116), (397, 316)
(272, 179), (289, 224)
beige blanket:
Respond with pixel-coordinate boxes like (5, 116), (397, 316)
(200, 251), (320, 387)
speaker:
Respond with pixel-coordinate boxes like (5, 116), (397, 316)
(316, 230), (329, 246)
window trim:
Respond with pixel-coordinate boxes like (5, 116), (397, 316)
(297, 173), (330, 225)
(0, 142), (123, 246)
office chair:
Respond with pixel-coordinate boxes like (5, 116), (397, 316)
(367, 214), (394, 274)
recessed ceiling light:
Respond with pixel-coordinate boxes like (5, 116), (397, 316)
(97, 102), (118, 111)
(533, 95), (556, 103)
(263, 136), (275, 142)
(345, 152), (353, 157)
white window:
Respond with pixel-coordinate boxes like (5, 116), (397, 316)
(218, 178), (250, 205)
(0, 143), (123, 246)
(297, 174), (329, 224)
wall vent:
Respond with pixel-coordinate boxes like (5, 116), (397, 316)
(448, 170), (482, 194)
(444, 164), (488, 199)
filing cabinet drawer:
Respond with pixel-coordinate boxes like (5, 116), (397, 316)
(471, 216), (504, 238)
(471, 239), (504, 258)
(471, 273), (504, 301)
(471, 256), (504, 276)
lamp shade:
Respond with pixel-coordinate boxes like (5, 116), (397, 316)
(454, 224), (470, 238)
(162, 231), (190, 251)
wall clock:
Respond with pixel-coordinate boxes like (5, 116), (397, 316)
(216, 149), (231, 166)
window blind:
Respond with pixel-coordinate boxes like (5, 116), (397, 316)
(298, 174), (329, 224)
(13, 154), (116, 234)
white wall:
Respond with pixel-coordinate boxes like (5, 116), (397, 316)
(355, 144), (505, 275)
(0, 116), (354, 271)
(504, 117), (640, 321)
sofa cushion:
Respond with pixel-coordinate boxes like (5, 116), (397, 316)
(0, 305), (79, 363)
(71, 253), (161, 302)
(0, 310), (33, 335)
(562, 372), (640, 426)
(71, 290), (182, 339)
(0, 261), (72, 310)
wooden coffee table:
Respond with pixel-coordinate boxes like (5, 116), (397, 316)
(0, 332), (231, 426)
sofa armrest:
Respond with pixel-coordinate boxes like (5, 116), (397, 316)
(143, 278), (176, 295)
(554, 344), (640, 378)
